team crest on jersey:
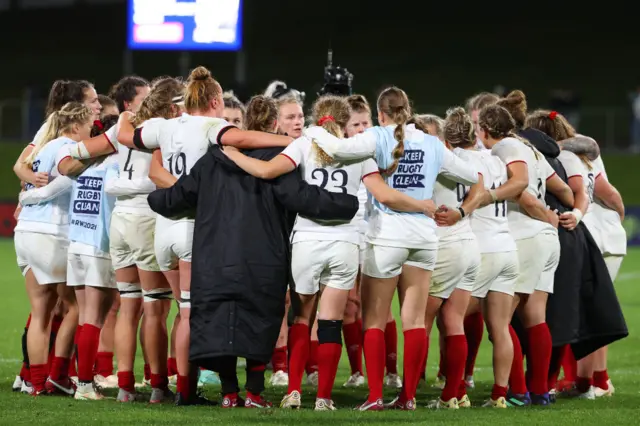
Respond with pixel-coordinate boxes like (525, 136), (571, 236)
(393, 150), (425, 189)
(73, 176), (103, 215)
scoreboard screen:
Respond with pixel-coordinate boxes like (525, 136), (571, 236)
(127, 0), (242, 51)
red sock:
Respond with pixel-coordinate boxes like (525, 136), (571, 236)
(342, 321), (363, 375)
(306, 340), (319, 375)
(363, 328), (385, 401)
(593, 370), (609, 390)
(151, 373), (168, 390)
(20, 363), (30, 382)
(77, 324), (101, 383)
(177, 374), (191, 399)
(287, 323), (309, 394)
(144, 363), (151, 381)
(271, 346), (288, 373)
(47, 315), (64, 367)
(561, 345), (577, 382)
(464, 312), (484, 377)
(30, 363), (48, 393)
(442, 334), (467, 401)
(167, 357), (178, 377)
(95, 352), (114, 377)
(49, 357), (70, 381)
(508, 325), (527, 394)
(527, 323), (552, 395)
(317, 343), (342, 399)
(401, 328), (427, 401)
(118, 371), (136, 393)
(576, 376), (593, 393)
(384, 320), (398, 375)
(491, 384), (508, 400)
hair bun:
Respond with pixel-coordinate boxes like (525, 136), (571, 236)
(446, 106), (466, 121)
(506, 89), (525, 103)
(189, 66), (212, 82)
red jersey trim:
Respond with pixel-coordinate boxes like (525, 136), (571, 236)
(103, 132), (117, 153)
(57, 156), (71, 175)
(506, 160), (526, 167)
(362, 171), (381, 180)
(279, 153), (297, 167)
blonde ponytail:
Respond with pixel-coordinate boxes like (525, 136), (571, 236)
(310, 96), (351, 167)
(377, 87), (411, 176)
(25, 111), (61, 167)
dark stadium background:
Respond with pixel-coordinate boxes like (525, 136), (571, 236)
(0, 0), (638, 147)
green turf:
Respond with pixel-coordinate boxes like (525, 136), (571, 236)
(0, 240), (638, 424)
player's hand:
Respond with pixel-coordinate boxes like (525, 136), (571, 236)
(222, 145), (240, 156)
(34, 172), (49, 188)
(547, 208), (560, 229)
(422, 200), (437, 218)
(478, 189), (493, 207)
(435, 205), (462, 226)
(559, 211), (578, 231)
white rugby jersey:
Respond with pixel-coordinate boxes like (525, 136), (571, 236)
(110, 119), (162, 216)
(282, 134), (378, 245)
(137, 114), (233, 222)
(491, 137), (557, 240)
(355, 182), (369, 234)
(558, 150), (595, 213)
(582, 156), (627, 256)
(455, 148), (516, 253)
(432, 172), (475, 245)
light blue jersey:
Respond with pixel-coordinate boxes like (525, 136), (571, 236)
(369, 125), (445, 215)
(68, 158), (117, 253)
(18, 137), (75, 234)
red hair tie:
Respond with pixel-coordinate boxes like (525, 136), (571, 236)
(548, 111), (558, 120)
(317, 115), (335, 126)
(93, 120), (104, 130)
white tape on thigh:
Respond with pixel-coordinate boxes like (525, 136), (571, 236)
(142, 288), (173, 302)
(180, 291), (191, 309)
(117, 282), (142, 298)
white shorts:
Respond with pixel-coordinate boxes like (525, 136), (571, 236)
(67, 253), (116, 288)
(154, 219), (193, 271)
(291, 240), (359, 295)
(363, 243), (437, 279)
(515, 231), (560, 294)
(472, 251), (519, 298)
(110, 212), (160, 272)
(604, 255), (624, 283)
(430, 239), (481, 299)
(14, 231), (68, 285)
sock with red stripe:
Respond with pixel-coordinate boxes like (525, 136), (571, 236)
(246, 359), (266, 395)
(401, 328), (427, 401)
(118, 371), (136, 393)
(144, 363), (151, 381)
(20, 314), (31, 381)
(287, 323), (309, 394)
(167, 357), (178, 377)
(508, 325), (528, 394)
(77, 324), (101, 383)
(576, 376), (593, 393)
(20, 363), (30, 382)
(316, 319), (343, 400)
(95, 352), (114, 377)
(442, 334), (467, 401)
(342, 320), (363, 375)
(47, 315), (64, 368)
(464, 312), (484, 378)
(49, 357), (70, 381)
(363, 328), (385, 402)
(527, 323), (552, 395)
(271, 346), (288, 373)
(151, 373), (168, 390)
(593, 370), (609, 390)
(30, 364), (48, 393)
(561, 345), (577, 382)
(384, 320), (398, 375)
(306, 340), (319, 375)
(491, 384), (508, 400)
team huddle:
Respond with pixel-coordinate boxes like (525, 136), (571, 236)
(11, 65), (627, 411)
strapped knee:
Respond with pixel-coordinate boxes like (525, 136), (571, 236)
(179, 291), (191, 309)
(117, 282), (142, 299)
(317, 319), (343, 345)
(143, 288), (173, 303)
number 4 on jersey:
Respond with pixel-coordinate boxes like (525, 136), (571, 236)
(123, 150), (134, 180)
